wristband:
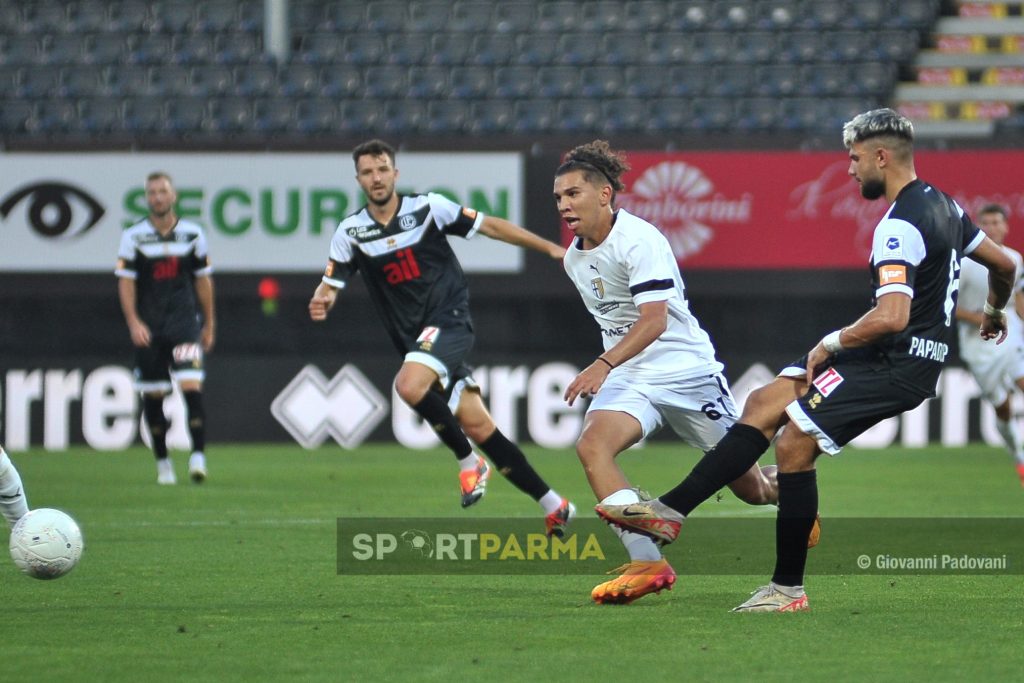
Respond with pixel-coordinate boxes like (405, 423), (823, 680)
(822, 329), (844, 354)
(983, 302), (1006, 319)
(596, 357), (614, 370)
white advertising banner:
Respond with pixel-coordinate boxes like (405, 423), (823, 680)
(0, 152), (525, 273)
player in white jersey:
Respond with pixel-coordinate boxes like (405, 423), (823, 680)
(0, 442), (29, 530)
(555, 141), (787, 604)
(956, 204), (1024, 485)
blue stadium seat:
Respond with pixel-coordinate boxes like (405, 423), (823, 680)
(238, 1), (263, 31)
(301, 34), (344, 64)
(754, 1), (797, 29)
(171, 34), (215, 65)
(336, 100), (381, 134)
(825, 31), (868, 63)
(468, 33), (515, 66)
(386, 33), (431, 66)
(493, 3), (535, 33)
(801, 63), (846, 96)
(366, 1), (409, 32)
(60, 65), (107, 98)
(691, 32), (734, 64)
(666, 0), (712, 31)
(0, 5), (27, 34)
(151, 2), (195, 33)
(280, 63), (321, 96)
(647, 33), (696, 65)
(320, 64), (363, 97)
(429, 34), (470, 65)
(289, 1), (324, 33)
(853, 61), (896, 96)
(381, 99), (426, 133)
(622, 1), (669, 32)
(753, 64), (803, 97)
(780, 31), (825, 64)
(406, 65), (449, 98)
(253, 98), (294, 133)
(799, 1), (844, 30)
(732, 32), (778, 64)
(16, 66), (62, 98)
(363, 65), (409, 98)
(425, 100), (469, 133)
(556, 33), (603, 66)
(493, 66), (534, 98)
(707, 65), (755, 97)
(582, 2), (626, 32)
(35, 99), (78, 133)
(450, 2), (493, 32)
(624, 65), (668, 97)
(557, 99), (603, 132)
(536, 2), (579, 32)
(734, 97), (781, 130)
(600, 33), (649, 65)
(580, 66), (625, 98)
(602, 99), (649, 132)
(344, 34), (386, 66)
(318, 2), (366, 32)
(891, 0), (938, 30)
(448, 65), (492, 98)
(106, 67), (149, 96)
(872, 30), (921, 63)
(83, 34), (128, 65)
(848, 0), (887, 29)
(208, 97), (254, 133)
(295, 99), (338, 134)
(648, 98), (694, 130)
(216, 33), (263, 64)
(468, 100), (514, 133)
(194, 1), (239, 33)
(408, 1), (452, 33)
(709, 1), (756, 30)
(0, 100), (38, 134)
(128, 34), (174, 66)
(108, 1), (151, 32)
(26, 3), (71, 33)
(665, 64), (709, 97)
(512, 100), (556, 132)
(690, 97), (734, 130)
(148, 65), (192, 96)
(43, 34), (90, 66)
(1, 36), (43, 67)
(234, 63), (277, 96)
(66, 1), (111, 32)
(123, 97), (165, 133)
(189, 65), (234, 97)
(514, 34), (558, 66)
(536, 66), (579, 98)
(77, 98), (123, 133)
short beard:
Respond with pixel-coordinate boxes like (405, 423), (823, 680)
(368, 189), (393, 207)
(860, 178), (885, 200)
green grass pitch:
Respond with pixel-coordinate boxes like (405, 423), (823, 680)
(3, 444), (1022, 682)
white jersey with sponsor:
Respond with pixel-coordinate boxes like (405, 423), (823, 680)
(563, 208), (723, 383)
(958, 245), (1024, 361)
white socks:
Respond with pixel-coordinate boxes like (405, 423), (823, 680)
(457, 452), (481, 472)
(996, 419), (1024, 465)
(0, 447), (29, 528)
(601, 488), (662, 561)
(538, 489), (564, 515)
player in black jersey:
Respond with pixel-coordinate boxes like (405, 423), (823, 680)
(597, 109), (1017, 611)
(309, 139), (575, 535)
(117, 172), (216, 485)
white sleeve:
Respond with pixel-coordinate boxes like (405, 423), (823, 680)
(872, 218), (925, 298)
(427, 192), (483, 238)
(625, 231), (677, 306)
(193, 229), (212, 277)
(323, 226), (355, 288)
(115, 230), (136, 279)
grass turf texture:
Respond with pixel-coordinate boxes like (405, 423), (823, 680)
(3, 444), (1022, 682)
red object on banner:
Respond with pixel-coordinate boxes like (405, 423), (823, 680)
(560, 150), (1024, 270)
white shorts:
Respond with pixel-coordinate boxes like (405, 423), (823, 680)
(962, 341), (1024, 407)
(587, 372), (738, 451)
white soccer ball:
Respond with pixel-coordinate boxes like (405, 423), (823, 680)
(9, 508), (84, 580)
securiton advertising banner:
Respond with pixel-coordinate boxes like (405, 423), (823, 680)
(0, 152), (524, 273)
(562, 150), (1024, 269)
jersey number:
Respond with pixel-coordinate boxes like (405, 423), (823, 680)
(943, 249), (960, 327)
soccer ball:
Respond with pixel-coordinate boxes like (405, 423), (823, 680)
(9, 508), (84, 580)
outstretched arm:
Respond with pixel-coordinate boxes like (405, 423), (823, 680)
(806, 292), (910, 384)
(477, 215), (565, 260)
(968, 236), (1016, 341)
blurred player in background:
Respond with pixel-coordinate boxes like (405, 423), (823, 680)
(597, 109), (1016, 612)
(0, 442), (29, 528)
(956, 203), (1024, 485)
(555, 140), (793, 605)
(309, 139), (575, 535)
(116, 172), (215, 485)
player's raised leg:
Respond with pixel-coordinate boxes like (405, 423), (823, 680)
(0, 444), (29, 528)
(577, 410), (675, 604)
(454, 384), (575, 536)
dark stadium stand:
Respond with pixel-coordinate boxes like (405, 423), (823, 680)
(0, 0), (949, 144)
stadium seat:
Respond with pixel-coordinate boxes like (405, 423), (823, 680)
(35, 99), (78, 133)
(493, 66), (535, 98)
(194, 1), (239, 33)
(800, 1), (844, 30)
(406, 65), (449, 98)
(108, 1), (151, 32)
(735, 97), (781, 130)
(60, 65), (107, 98)
(781, 31), (825, 64)
(0, 100), (38, 134)
(381, 99), (426, 133)
(425, 100), (469, 133)
(234, 63), (277, 96)
(122, 97), (165, 133)
(336, 99), (381, 134)
(237, 1), (263, 31)
(666, 0), (712, 31)
(295, 99), (339, 134)
(649, 98), (695, 130)
(468, 33), (515, 66)
(317, 2), (366, 32)
(825, 31), (867, 63)
(753, 64), (803, 97)
(450, 2), (493, 32)
(429, 34), (470, 65)
(536, 1), (579, 32)
(707, 65), (755, 97)
(852, 61), (896, 96)
(468, 100), (514, 133)
(106, 66), (150, 96)
(408, 1), (452, 33)
(171, 34), (215, 65)
(802, 63), (846, 96)
(289, 1), (324, 33)
(366, 1), (409, 32)
(512, 100), (556, 132)
(26, 3), (71, 33)
(189, 64), (234, 97)
(252, 98), (293, 133)
(580, 66), (625, 98)
(691, 32), (735, 64)
(363, 65), (409, 98)
(493, 3), (535, 33)
(624, 64), (668, 97)
(621, 1), (669, 32)
(77, 98), (123, 133)
(691, 97), (734, 130)
(83, 34), (127, 65)
(873, 30), (921, 63)
(148, 65), (192, 97)
(216, 33), (263, 65)
(647, 33), (696, 65)
(600, 33), (649, 65)
(602, 98), (649, 132)
(43, 34), (90, 66)
(448, 65), (492, 99)
(754, 0), (797, 29)
(732, 32), (777, 64)
(710, 1), (756, 30)
(320, 64), (362, 97)
(128, 34), (174, 66)
(0, 4), (26, 33)
(151, 2), (196, 33)
(536, 65), (579, 98)
(514, 34), (558, 66)
(208, 97), (253, 133)
(582, 1), (625, 31)
(0, 36), (42, 67)
(386, 33), (431, 66)
(300, 34), (344, 64)
(556, 33), (603, 66)
(892, 0), (938, 30)
(344, 34), (386, 66)
(557, 99), (604, 132)
(665, 64), (709, 97)
(279, 63), (321, 97)
(164, 97), (209, 133)
(16, 66), (62, 98)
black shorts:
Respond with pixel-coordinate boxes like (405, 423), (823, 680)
(134, 337), (205, 392)
(402, 322), (475, 392)
(780, 352), (925, 455)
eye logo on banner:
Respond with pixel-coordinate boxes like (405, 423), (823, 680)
(0, 181), (105, 239)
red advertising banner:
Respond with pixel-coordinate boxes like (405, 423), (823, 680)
(561, 150), (1024, 269)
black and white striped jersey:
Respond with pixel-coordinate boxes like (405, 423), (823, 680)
(868, 179), (983, 396)
(322, 192), (483, 353)
(115, 218), (212, 342)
